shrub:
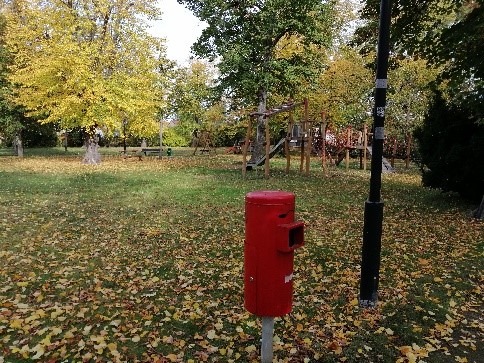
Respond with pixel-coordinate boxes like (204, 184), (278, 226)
(21, 119), (58, 147)
(161, 127), (188, 147)
(414, 91), (484, 201)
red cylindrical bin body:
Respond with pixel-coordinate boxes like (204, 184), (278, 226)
(244, 190), (304, 317)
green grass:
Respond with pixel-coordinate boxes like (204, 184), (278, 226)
(0, 150), (482, 362)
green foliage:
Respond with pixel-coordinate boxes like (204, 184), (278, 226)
(166, 60), (242, 147)
(63, 128), (86, 148)
(178, 0), (336, 102)
(0, 104), (23, 144)
(168, 61), (219, 125)
(0, 13), (23, 143)
(414, 91), (484, 201)
(312, 47), (373, 129)
(437, 4), (483, 120)
(116, 132), (186, 148)
(173, 119), (199, 145)
(386, 57), (440, 139)
(354, 0), (483, 123)
(21, 118), (57, 147)
(162, 126), (189, 147)
(353, 1), (457, 57)
(212, 120), (247, 147)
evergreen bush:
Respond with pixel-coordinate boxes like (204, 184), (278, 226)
(414, 92), (484, 201)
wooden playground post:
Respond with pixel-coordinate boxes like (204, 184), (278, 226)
(363, 124), (368, 171)
(391, 137), (397, 168)
(321, 112), (327, 174)
(306, 121), (312, 176)
(304, 99), (311, 176)
(345, 126), (351, 170)
(299, 129), (305, 173)
(405, 133), (412, 168)
(264, 116), (270, 178)
(285, 110), (294, 173)
(242, 116), (253, 178)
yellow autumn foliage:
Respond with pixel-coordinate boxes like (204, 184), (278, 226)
(3, 0), (168, 137)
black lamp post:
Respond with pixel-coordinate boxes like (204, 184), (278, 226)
(359, 0), (392, 308)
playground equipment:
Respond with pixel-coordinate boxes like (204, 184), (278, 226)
(385, 134), (414, 169)
(316, 123), (401, 173)
(332, 125), (372, 171)
(226, 140), (243, 154)
(310, 119), (366, 171)
(192, 130), (215, 155)
(242, 99), (313, 178)
(242, 98), (412, 177)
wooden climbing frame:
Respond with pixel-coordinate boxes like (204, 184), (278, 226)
(284, 98), (312, 176)
(242, 98), (313, 178)
(192, 130), (215, 155)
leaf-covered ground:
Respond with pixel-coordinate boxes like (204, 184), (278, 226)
(0, 152), (482, 362)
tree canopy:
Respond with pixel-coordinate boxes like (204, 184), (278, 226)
(313, 47), (373, 129)
(177, 0), (336, 103)
(0, 13), (22, 144)
(353, 0), (483, 200)
(354, 0), (483, 123)
(414, 91), (484, 201)
(177, 0), (338, 160)
(167, 60), (225, 144)
(385, 57), (439, 139)
(168, 60), (218, 125)
(2, 0), (169, 137)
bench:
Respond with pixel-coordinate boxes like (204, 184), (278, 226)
(141, 148), (163, 156)
(120, 150), (143, 161)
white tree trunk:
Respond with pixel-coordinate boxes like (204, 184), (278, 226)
(14, 134), (23, 157)
(82, 137), (101, 165)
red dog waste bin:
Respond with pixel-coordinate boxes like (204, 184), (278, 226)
(244, 190), (304, 317)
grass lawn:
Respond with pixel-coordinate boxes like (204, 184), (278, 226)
(0, 149), (482, 362)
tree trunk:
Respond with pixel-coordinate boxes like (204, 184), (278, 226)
(249, 88), (267, 163)
(472, 195), (484, 220)
(13, 133), (23, 157)
(82, 136), (101, 165)
(63, 131), (68, 152)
